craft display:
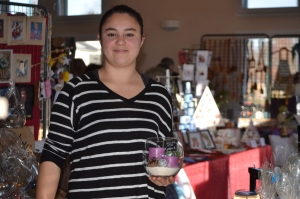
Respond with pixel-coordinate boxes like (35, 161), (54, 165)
(215, 128), (241, 149)
(143, 137), (184, 177)
(0, 129), (38, 198)
(241, 120), (260, 147)
(193, 86), (224, 130)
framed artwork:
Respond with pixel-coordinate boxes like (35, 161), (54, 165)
(26, 17), (46, 45)
(188, 131), (203, 149)
(12, 54), (32, 83)
(16, 84), (34, 119)
(7, 16), (26, 45)
(173, 130), (186, 149)
(0, 14), (7, 43)
(0, 84), (34, 119)
(200, 129), (216, 150)
(0, 49), (13, 82)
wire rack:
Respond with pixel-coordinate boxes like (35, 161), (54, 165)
(0, 1), (50, 140)
(270, 35), (300, 97)
(200, 34), (270, 123)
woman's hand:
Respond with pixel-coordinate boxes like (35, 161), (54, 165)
(149, 176), (175, 187)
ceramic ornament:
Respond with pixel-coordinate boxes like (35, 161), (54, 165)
(193, 86), (225, 129)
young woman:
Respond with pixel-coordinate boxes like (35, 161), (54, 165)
(37, 5), (175, 199)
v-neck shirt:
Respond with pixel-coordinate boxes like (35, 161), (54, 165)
(41, 71), (173, 198)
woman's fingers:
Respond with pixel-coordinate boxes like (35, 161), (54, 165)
(149, 176), (175, 186)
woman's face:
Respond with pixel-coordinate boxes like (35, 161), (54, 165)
(100, 13), (145, 68)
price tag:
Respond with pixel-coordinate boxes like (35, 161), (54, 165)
(165, 140), (177, 152)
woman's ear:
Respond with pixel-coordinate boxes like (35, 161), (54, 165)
(140, 34), (146, 47)
(97, 33), (102, 45)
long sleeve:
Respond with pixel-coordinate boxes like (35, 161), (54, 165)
(40, 80), (77, 169)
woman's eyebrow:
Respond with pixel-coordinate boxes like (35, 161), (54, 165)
(104, 27), (137, 32)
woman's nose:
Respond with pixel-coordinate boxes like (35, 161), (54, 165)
(116, 35), (125, 45)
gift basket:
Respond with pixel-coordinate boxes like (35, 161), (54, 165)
(0, 129), (38, 198)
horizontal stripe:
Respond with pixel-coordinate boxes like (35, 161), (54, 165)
(72, 151), (144, 164)
(78, 118), (158, 131)
(53, 101), (69, 108)
(71, 162), (143, 173)
(73, 90), (108, 100)
(74, 128), (157, 143)
(69, 184), (147, 193)
(71, 139), (145, 154)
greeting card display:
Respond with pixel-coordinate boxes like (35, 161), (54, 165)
(195, 65), (208, 81)
(182, 64), (194, 81)
(193, 50), (212, 67)
(143, 137), (184, 177)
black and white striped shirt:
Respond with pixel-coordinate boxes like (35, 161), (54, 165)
(40, 71), (173, 198)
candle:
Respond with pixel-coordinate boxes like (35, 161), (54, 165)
(165, 156), (179, 168)
(148, 147), (165, 160)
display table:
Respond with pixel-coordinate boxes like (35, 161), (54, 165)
(183, 145), (273, 199)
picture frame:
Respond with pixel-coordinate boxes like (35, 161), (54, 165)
(0, 14), (7, 43)
(26, 17), (46, 45)
(12, 54), (32, 83)
(200, 129), (216, 150)
(0, 84), (34, 119)
(16, 84), (34, 119)
(187, 131), (203, 149)
(7, 16), (27, 45)
(0, 49), (13, 82)
(173, 130), (186, 149)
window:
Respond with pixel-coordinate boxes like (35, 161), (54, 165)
(57, 0), (102, 16)
(75, 40), (102, 66)
(247, 0), (298, 9)
(9, 0), (38, 4)
(236, 0), (300, 16)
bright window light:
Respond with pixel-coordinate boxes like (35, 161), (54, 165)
(247, 0), (298, 9)
(67, 0), (101, 16)
(9, 0), (38, 4)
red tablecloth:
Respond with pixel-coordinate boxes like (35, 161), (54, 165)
(183, 145), (273, 199)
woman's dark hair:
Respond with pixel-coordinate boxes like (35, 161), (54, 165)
(160, 57), (174, 67)
(70, 58), (86, 76)
(99, 5), (144, 38)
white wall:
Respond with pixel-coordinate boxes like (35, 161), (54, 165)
(39, 0), (300, 72)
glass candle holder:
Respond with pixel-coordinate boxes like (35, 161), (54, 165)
(143, 137), (184, 177)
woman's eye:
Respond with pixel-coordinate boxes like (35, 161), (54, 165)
(126, 33), (134, 37)
(107, 33), (116, 37)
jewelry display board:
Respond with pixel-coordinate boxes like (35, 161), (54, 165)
(200, 34), (270, 123)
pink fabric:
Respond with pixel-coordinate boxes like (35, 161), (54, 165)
(45, 79), (51, 98)
(184, 156), (229, 199)
(228, 145), (273, 198)
(183, 145), (272, 199)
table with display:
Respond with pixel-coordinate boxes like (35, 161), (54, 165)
(183, 145), (273, 199)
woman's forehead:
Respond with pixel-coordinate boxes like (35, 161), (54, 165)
(102, 13), (140, 29)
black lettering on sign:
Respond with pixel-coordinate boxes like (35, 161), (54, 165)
(165, 140), (177, 152)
